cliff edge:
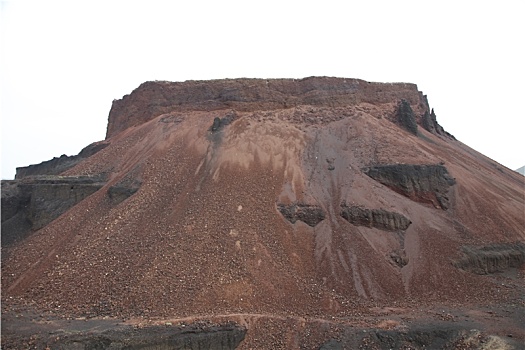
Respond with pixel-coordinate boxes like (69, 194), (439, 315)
(106, 77), (436, 138)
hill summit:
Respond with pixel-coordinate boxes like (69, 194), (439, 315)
(2, 77), (524, 349)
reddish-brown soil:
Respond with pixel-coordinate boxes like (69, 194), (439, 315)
(2, 77), (524, 349)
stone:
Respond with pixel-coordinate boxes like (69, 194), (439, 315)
(390, 249), (409, 268)
(277, 202), (326, 227)
(364, 164), (456, 210)
(1, 176), (105, 246)
(211, 117), (222, 132)
(107, 166), (142, 205)
(19, 322), (246, 350)
(340, 203), (411, 231)
(396, 99), (418, 135)
(454, 242), (525, 274)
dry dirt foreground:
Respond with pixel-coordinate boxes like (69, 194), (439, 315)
(2, 77), (524, 349)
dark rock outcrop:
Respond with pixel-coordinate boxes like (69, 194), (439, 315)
(1, 181), (32, 246)
(396, 99), (418, 135)
(390, 249), (409, 268)
(211, 111), (237, 132)
(3, 322), (246, 350)
(8, 163), (141, 245)
(22, 176), (105, 231)
(340, 204), (411, 231)
(364, 164), (456, 210)
(1, 176), (105, 246)
(277, 203), (325, 227)
(320, 323), (494, 350)
(107, 167), (142, 205)
(421, 108), (455, 139)
(421, 109), (438, 134)
(454, 242), (525, 274)
(1, 181), (26, 223)
(15, 141), (108, 179)
(107, 184), (140, 205)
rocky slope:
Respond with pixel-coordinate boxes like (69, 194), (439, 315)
(2, 77), (524, 349)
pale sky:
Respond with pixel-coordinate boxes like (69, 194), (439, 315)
(1, 1), (524, 179)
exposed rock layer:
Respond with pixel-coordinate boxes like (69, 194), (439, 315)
(340, 204), (411, 231)
(454, 243), (525, 274)
(277, 203), (326, 227)
(364, 164), (456, 209)
(2, 321), (246, 350)
(1, 176), (105, 246)
(107, 166), (142, 205)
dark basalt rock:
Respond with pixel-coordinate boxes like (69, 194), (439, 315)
(15, 141), (108, 179)
(3, 322), (246, 350)
(107, 172), (142, 206)
(396, 99), (418, 135)
(3, 165), (141, 247)
(454, 242), (525, 274)
(212, 117), (222, 132)
(373, 325), (465, 349)
(107, 164), (142, 205)
(319, 339), (343, 349)
(1, 176), (105, 247)
(364, 164), (456, 210)
(107, 185), (139, 204)
(23, 177), (104, 231)
(1, 181), (26, 223)
(320, 323), (507, 350)
(5, 141), (110, 246)
(421, 108), (454, 139)
(421, 110), (435, 133)
(1, 180), (32, 247)
(211, 111), (237, 132)
(340, 204), (411, 231)
(277, 203), (326, 227)
(390, 249), (409, 268)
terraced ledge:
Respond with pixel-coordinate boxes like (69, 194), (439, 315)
(2, 321), (246, 350)
(1, 176), (106, 246)
(454, 242), (525, 274)
(340, 203), (411, 231)
(364, 164), (456, 210)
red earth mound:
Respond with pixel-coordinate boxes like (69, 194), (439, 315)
(2, 77), (524, 349)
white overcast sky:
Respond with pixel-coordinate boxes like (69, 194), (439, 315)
(1, 1), (524, 179)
